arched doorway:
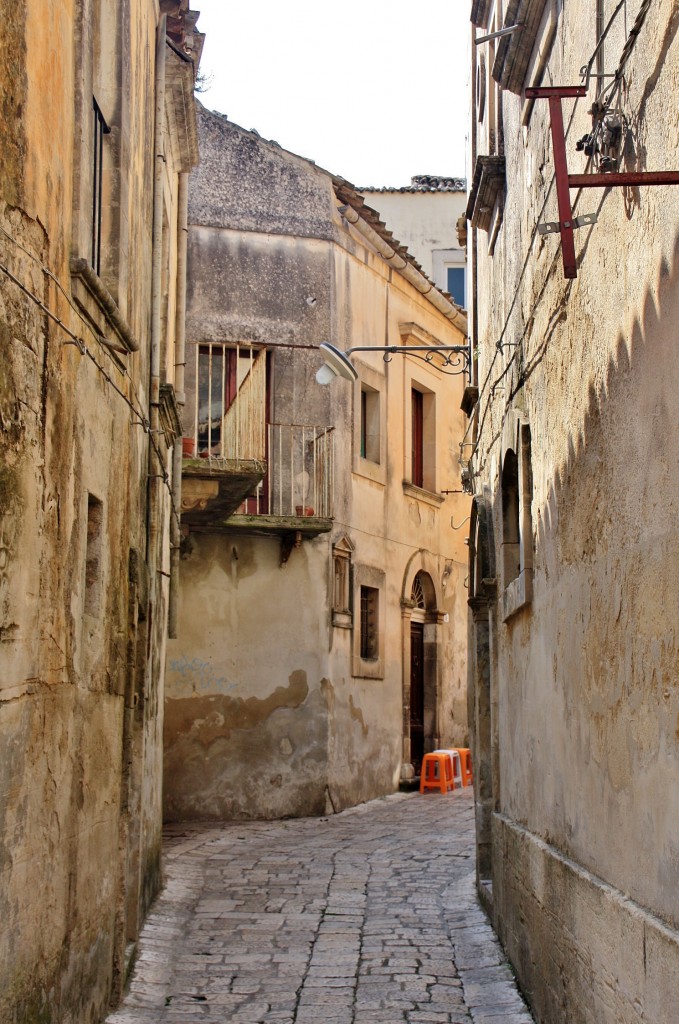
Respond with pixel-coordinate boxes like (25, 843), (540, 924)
(409, 575), (427, 772)
(468, 489), (497, 882)
(401, 562), (443, 779)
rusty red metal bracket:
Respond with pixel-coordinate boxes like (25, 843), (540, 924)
(525, 85), (679, 278)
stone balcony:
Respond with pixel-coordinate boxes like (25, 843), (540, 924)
(181, 456), (266, 527)
(180, 424), (335, 551)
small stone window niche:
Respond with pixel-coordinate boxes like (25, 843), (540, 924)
(500, 421), (533, 621)
(332, 534), (354, 629)
(84, 493), (104, 617)
(360, 384), (381, 463)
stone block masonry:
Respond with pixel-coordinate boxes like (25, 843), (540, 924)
(107, 789), (533, 1024)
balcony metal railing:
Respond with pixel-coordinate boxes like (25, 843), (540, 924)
(243, 423), (335, 519)
(188, 345), (334, 520)
(195, 343), (267, 461)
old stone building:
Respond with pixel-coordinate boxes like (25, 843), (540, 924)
(466, 1), (679, 1022)
(163, 105), (471, 820)
(0, 2), (201, 1020)
(359, 176), (468, 307)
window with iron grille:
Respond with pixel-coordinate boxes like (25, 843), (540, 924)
(360, 586), (379, 660)
(352, 566), (384, 679)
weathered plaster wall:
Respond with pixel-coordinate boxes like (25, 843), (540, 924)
(0, 2), (200, 1020)
(468, 2), (679, 1020)
(165, 533), (332, 818)
(1, 5), (134, 1018)
(188, 106), (341, 240)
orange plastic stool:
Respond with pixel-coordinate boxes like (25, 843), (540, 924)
(434, 749), (463, 789)
(453, 747), (473, 787)
(419, 752), (455, 794)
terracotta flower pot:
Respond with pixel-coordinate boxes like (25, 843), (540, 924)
(182, 437), (195, 457)
(295, 505), (314, 517)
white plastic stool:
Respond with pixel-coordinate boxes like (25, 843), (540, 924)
(433, 749), (463, 789)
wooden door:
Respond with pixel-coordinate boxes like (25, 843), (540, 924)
(410, 622), (425, 773)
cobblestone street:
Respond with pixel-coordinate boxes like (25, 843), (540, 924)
(108, 789), (533, 1024)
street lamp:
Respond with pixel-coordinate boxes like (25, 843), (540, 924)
(315, 342), (470, 385)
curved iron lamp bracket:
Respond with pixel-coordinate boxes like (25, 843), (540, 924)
(346, 344), (470, 377)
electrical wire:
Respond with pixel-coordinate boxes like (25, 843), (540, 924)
(580, 0), (627, 95)
(459, 94), (584, 465)
(463, 0), (657, 488)
(1, 222), (151, 429)
(330, 516), (467, 567)
(599, 0), (653, 107)
(0, 234), (182, 531)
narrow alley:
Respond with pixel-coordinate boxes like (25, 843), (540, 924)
(107, 789), (532, 1024)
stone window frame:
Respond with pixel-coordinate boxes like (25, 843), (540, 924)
(72, 0), (124, 301)
(351, 564), (385, 679)
(404, 379), (440, 503)
(360, 385), (380, 462)
(520, 1), (562, 126)
(468, 488), (497, 600)
(466, 156), (506, 257)
(400, 324), (446, 508)
(352, 360), (387, 486)
(432, 249), (466, 303)
(492, 0), (554, 95)
(500, 416), (534, 621)
(69, 0), (144, 356)
(332, 534), (354, 630)
(70, 8), (199, 358)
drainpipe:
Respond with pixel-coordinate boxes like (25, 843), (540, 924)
(168, 172), (189, 639)
(338, 204), (468, 336)
(168, 439), (182, 638)
(147, 15), (166, 580)
(174, 172), (189, 406)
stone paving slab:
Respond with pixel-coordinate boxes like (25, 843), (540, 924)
(107, 789), (534, 1024)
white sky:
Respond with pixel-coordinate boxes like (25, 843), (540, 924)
(193, 0), (471, 188)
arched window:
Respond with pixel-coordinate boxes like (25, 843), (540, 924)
(411, 573), (426, 610)
(501, 448), (520, 585)
(500, 423), (533, 620)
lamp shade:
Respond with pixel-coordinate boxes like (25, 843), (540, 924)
(316, 342), (358, 384)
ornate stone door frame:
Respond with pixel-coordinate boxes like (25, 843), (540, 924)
(400, 551), (446, 780)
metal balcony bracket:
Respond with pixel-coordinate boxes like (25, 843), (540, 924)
(538, 212), (598, 235)
(280, 531), (303, 566)
(526, 85), (679, 278)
